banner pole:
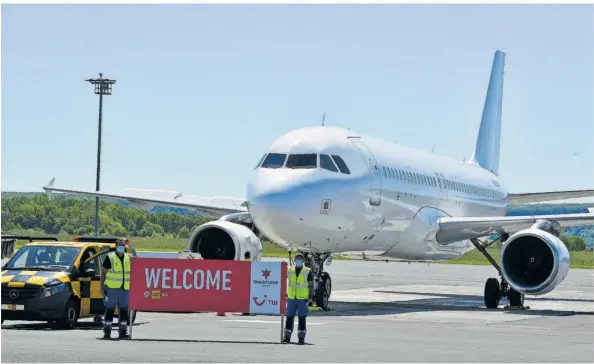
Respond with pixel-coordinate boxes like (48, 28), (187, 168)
(129, 310), (134, 339)
(280, 314), (285, 343)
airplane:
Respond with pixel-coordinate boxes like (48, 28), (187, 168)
(42, 49), (594, 311)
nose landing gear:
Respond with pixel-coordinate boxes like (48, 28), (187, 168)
(289, 249), (333, 310)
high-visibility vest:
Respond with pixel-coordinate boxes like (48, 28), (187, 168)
(287, 266), (310, 300)
(104, 252), (131, 290)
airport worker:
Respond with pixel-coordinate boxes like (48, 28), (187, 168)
(283, 253), (313, 345)
(100, 239), (131, 340)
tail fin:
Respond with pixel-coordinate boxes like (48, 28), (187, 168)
(469, 50), (506, 176)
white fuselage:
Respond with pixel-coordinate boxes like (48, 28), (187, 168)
(246, 125), (508, 260)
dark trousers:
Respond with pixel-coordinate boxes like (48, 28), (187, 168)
(285, 299), (307, 340)
(103, 287), (129, 333)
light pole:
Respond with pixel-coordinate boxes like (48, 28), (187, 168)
(85, 73), (116, 237)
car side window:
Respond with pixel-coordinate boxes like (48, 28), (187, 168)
(80, 248), (97, 273)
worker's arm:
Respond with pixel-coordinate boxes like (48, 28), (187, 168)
(100, 257), (110, 297)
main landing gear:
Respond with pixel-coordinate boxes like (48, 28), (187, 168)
(470, 235), (527, 310)
(289, 249), (333, 310)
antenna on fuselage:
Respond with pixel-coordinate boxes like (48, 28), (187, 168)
(321, 112), (326, 126)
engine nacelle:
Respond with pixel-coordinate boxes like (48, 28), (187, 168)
(500, 228), (570, 295)
(187, 220), (263, 261)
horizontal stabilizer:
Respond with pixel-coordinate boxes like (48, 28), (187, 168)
(509, 189), (594, 204)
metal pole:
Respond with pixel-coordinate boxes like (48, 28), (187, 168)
(280, 314), (285, 343)
(94, 81), (104, 237)
(86, 73), (115, 237)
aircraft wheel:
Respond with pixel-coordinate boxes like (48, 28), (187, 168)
(484, 278), (500, 309)
(315, 272), (331, 310)
(507, 288), (524, 307)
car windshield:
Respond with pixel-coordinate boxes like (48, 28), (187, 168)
(4, 246), (81, 271)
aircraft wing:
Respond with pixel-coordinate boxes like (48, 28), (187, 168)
(508, 189), (594, 204)
(42, 178), (247, 219)
(436, 212), (594, 244)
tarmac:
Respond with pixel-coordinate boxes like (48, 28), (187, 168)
(2, 258), (593, 362)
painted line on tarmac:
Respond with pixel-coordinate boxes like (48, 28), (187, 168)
(224, 319), (325, 325)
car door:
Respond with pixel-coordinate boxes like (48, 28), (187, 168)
(78, 246), (104, 317)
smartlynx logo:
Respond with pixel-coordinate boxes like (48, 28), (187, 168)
(253, 269), (278, 285)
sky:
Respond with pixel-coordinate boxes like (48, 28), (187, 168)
(2, 4), (593, 200)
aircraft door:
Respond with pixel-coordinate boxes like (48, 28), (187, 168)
(349, 137), (382, 206)
(439, 173), (448, 201)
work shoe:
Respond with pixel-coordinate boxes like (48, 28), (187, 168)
(102, 328), (111, 340)
(118, 332), (130, 340)
(118, 327), (130, 340)
(297, 331), (305, 345)
(283, 330), (291, 343)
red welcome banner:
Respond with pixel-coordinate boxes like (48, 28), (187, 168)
(129, 257), (287, 315)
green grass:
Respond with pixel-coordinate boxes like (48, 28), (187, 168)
(11, 235), (592, 267)
(12, 235), (349, 260)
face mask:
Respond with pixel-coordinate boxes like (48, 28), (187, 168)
(295, 259), (303, 267)
(116, 246), (125, 254)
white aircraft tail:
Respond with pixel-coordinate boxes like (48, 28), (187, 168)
(469, 50), (506, 176)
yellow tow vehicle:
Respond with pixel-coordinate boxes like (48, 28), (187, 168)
(1, 235), (138, 329)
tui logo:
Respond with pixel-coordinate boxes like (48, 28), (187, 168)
(253, 295), (267, 306)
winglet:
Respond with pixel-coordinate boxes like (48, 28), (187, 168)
(43, 178), (56, 200)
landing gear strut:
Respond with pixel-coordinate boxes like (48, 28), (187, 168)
(471, 235), (527, 310)
(289, 249), (333, 310)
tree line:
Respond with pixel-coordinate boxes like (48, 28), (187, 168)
(0, 193), (591, 251)
(1, 194), (210, 239)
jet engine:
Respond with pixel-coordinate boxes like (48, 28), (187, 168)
(186, 218), (263, 261)
(499, 227), (570, 295)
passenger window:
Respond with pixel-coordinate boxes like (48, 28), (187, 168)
(286, 154), (317, 169)
(331, 155), (351, 174)
(320, 154), (338, 172)
(261, 153), (286, 169)
(254, 154), (267, 169)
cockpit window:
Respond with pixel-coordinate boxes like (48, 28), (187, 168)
(320, 154), (338, 172)
(286, 154), (317, 169)
(254, 154), (267, 169)
(331, 155), (350, 174)
(260, 153), (286, 169)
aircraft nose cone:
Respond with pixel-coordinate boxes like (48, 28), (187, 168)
(246, 169), (314, 245)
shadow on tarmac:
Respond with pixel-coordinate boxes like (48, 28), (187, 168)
(127, 338), (311, 345)
(304, 290), (594, 317)
(1, 320), (148, 331)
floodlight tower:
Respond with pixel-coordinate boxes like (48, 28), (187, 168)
(85, 73), (116, 237)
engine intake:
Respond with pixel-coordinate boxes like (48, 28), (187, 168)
(187, 220), (262, 261)
(500, 228), (570, 295)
